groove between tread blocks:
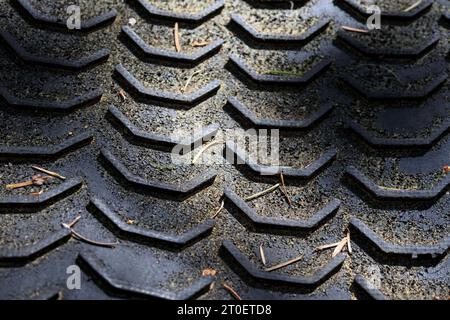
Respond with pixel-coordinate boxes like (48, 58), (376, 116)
(346, 166), (450, 202)
(78, 251), (214, 300)
(135, 0), (225, 23)
(341, 0), (433, 19)
(353, 275), (387, 300)
(115, 64), (221, 107)
(0, 133), (93, 159)
(344, 117), (450, 149)
(337, 30), (440, 59)
(225, 140), (336, 178)
(122, 26), (223, 64)
(16, 0), (117, 32)
(0, 229), (71, 262)
(0, 87), (103, 112)
(89, 197), (215, 246)
(224, 188), (340, 230)
(0, 31), (110, 70)
(342, 73), (447, 100)
(100, 148), (217, 197)
(222, 240), (346, 286)
(229, 54), (332, 85)
(0, 177), (83, 208)
(227, 97), (333, 129)
(350, 217), (450, 258)
(108, 105), (219, 150)
(230, 13), (330, 43)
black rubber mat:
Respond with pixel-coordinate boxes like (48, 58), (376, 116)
(0, 0), (449, 300)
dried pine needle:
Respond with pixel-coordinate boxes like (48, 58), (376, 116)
(192, 139), (224, 164)
(279, 172), (292, 206)
(244, 183), (280, 201)
(259, 244), (267, 266)
(211, 200), (225, 219)
(316, 242), (341, 251)
(174, 22), (181, 52)
(341, 25), (369, 33)
(222, 283), (242, 300)
(31, 166), (66, 180)
(332, 237), (348, 257)
(265, 254), (303, 272)
(404, 0), (422, 12)
(182, 69), (201, 93)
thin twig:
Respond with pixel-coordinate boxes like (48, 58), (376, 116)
(341, 25), (369, 33)
(6, 175), (52, 190)
(259, 244), (267, 266)
(316, 242), (341, 251)
(31, 166), (66, 180)
(265, 254), (303, 272)
(174, 22), (181, 52)
(182, 69), (201, 93)
(279, 172), (292, 206)
(222, 283), (242, 300)
(346, 229), (352, 254)
(404, 0), (422, 12)
(211, 200), (225, 219)
(70, 230), (117, 248)
(64, 215), (81, 229)
(192, 139), (224, 164)
(244, 184), (280, 202)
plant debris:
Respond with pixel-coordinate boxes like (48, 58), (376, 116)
(182, 69), (201, 93)
(126, 219), (135, 225)
(62, 217), (116, 248)
(128, 17), (137, 26)
(202, 268), (217, 277)
(211, 200), (225, 219)
(31, 166), (66, 180)
(316, 230), (352, 257)
(118, 89), (127, 101)
(244, 183), (280, 201)
(30, 190), (44, 196)
(192, 139), (224, 164)
(404, 0), (422, 12)
(443, 165), (450, 173)
(265, 254), (303, 272)
(191, 40), (211, 47)
(222, 283), (242, 300)
(6, 174), (52, 190)
(279, 172), (292, 206)
(174, 22), (181, 52)
(341, 25), (369, 33)
(259, 244), (267, 266)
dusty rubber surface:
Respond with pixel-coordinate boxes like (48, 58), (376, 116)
(0, 0), (449, 300)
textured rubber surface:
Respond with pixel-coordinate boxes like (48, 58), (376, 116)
(0, 0), (449, 300)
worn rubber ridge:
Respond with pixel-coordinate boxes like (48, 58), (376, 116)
(0, 87), (103, 112)
(135, 0), (225, 23)
(122, 26), (223, 65)
(343, 117), (450, 149)
(0, 31), (110, 70)
(228, 54), (332, 85)
(107, 105), (219, 150)
(342, 72), (447, 100)
(0, 177), (82, 210)
(78, 251), (214, 300)
(0, 133), (93, 160)
(15, 0), (117, 32)
(115, 64), (221, 107)
(225, 140), (336, 178)
(341, 0), (433, 20)
(100, 148), (217, 198)
(224, 188), (340, 231)
(353, 275), (387, 300)
(221, 240), (346, 287)
(89, 196), (215, 247)
(346, 166), (450, 202)
(227, 97), (333, 129)
(230, 13), (330, 43)
(350, 217), (450, 259)
(0, 229), (71, 264)
(337, 30), (440, 59)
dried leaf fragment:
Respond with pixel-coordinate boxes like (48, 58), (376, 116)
(202, 268), (217, 277)
(191, 40), (211, 47)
